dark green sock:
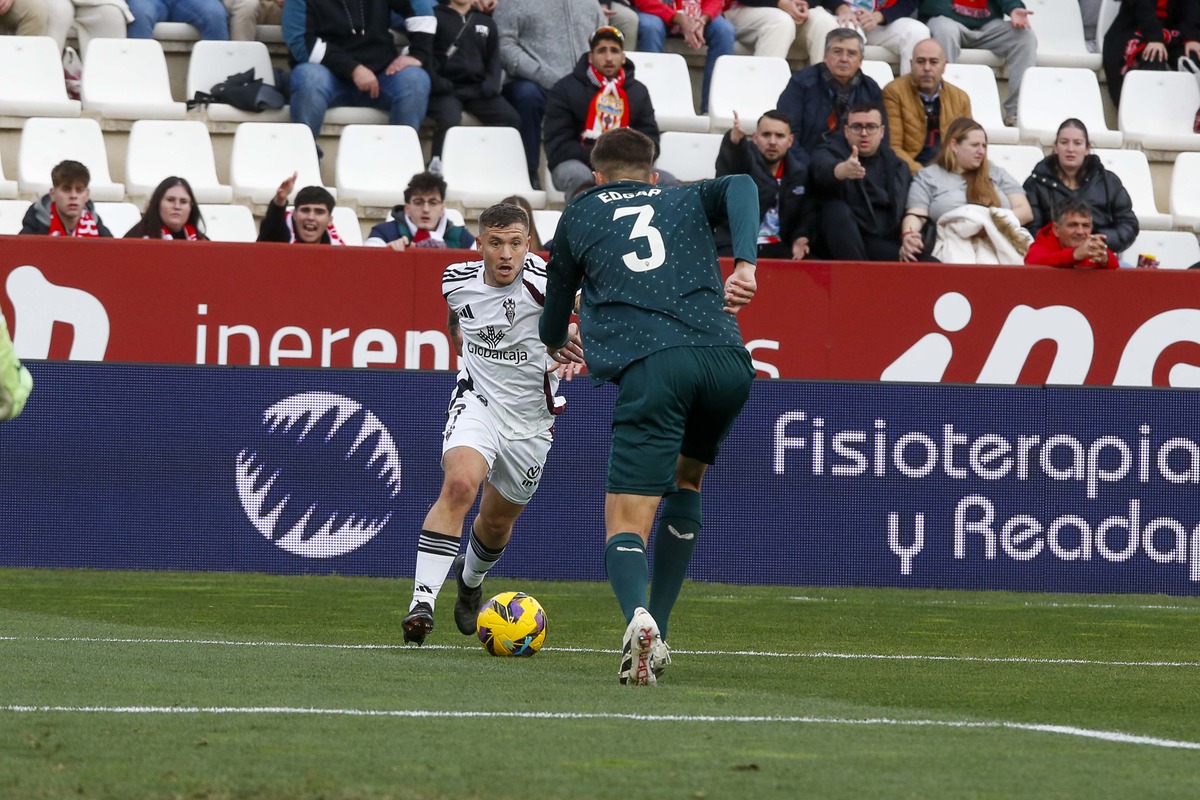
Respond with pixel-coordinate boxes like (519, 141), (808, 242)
(648, 489), (702, 641)
(604, 532), (648, 624)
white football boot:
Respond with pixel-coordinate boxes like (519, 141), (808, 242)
(618, 607), (665, 686)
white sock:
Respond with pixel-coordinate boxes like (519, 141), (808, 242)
(411, 530), (460, 610)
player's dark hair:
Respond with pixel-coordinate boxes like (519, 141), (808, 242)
(50, 160), (90, 189)
(294, 185), (335, 211)
(1053, 197), (1094, 225)
(404, 171), (447, 203)
(757, 109), (791, 130)
(479, 202), (529, 232)
(501, 194), (539, 248)
(590, 127), (656, 181)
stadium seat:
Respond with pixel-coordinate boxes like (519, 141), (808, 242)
(655, 132), (723, 183)
(860, 60), (894, 91)
(0, 199), (29, 234)
(91, 201), (142, 238)
(986, 144), (1045, 186)
(707, 55), (791, 131)
(532, 209), (561, 246)
(334, 124), (426, 207)
(1168, 152), (1200, 232)
(186, 40), (289, 123)
(1117, 71), (1200, 153)
(229, 122), (331, 205)
(627, 52), (709, 133)
(331, 206), (364, 245)
(152, 22), (200, 41)
(0, 151), (17, 199)
(18, 117), (125, 201)
(1092, 148), (1172, 231)
(198, 203), (257, 242)
(81, 39), (187, 120)
(256, 25), (284, 43)
(955, 46), (1004, 70)
(444, 206), (466, 228)
(0, 36), (82, 118)
(125, 120), (233, 204)
(1016, 67), (1121, 147)
(442, 126), (546, 209)
(325, 107), (389, 126)
(1024, 0), (1102, 69)
(1096, 0), (1121, 46)
(1120, 230), (1200, 270)
(942, 64), (1020, 145)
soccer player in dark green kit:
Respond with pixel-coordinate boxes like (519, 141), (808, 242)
(539, 127), (760, 687)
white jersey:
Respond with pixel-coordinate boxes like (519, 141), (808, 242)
(442, 254), (562, 439)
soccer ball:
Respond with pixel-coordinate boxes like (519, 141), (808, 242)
(476, 591), (547, 656)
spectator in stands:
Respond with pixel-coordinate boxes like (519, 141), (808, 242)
(501, 192), (543, 250)
(127, 0), (230, 39)
(125, 176), (210, 239)
(46, 0), (130, 55)
(258, 173), (346, 244)
(0, 0), (50, 36)
(495, 0), (606, 189)
(809, 102), (911, 260)
(1025, 198), (1118, 269)
(285, 0), (432, 151)
(19, 160), (114, 238)
(605, 0), (640, 45)
(822, 1), (929, 73)
(227, 0), (281, 41)
(1101, 0), (1200, 104)
(882, 37), (971, 174)
(721, 0), (838, 64)
(899, 115), (1030, 261)
(365, 171), (475, 249)
(1024, 118), (1139, 255)
(426, 0), (520, 174)
(544, 25), (666, 199)
(919, 0), (1036, 126)
(777, 27), (886, 157)
(632, 0), (733, 114)
(714, 109), (812, 260)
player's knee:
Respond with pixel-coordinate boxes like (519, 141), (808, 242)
(439, 473), (482, 511)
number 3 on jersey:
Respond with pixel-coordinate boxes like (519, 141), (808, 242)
(613, 205), (666, 272)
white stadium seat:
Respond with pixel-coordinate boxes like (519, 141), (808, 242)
(0, 200), (29, 235)
(0, 36), (82, 118)
(532, 209), (561, 246)
(18, 117), (124, 201)
(1096, 0), (1121, 46)
(707, 55), (791, 131)
(860, 60), (894, 91)
(1024, 0), (1102, 69)
(91, 202), (141, 238)
(1092, 148), (1172, 231)
(0, 150), (17, 199)
(942, 64), (1020, 145)
(331, 206), (364, 245)
(1017, 67), (1121, 147)
(125, 120), (233, 204)
(186, 40), (289, 123)
(1120, 230), (1200, 270)
(81, 38), (186, 120)
(198, 203), (258, 242)
(152, 22), (200, 41)
(628, 52), (709, 133)
(442, 126), (546, 209)
(229, 122), (331, 205)
(1169, 153), (1200, 232)
(1118, 71), (1200, 153)
(335, 125), (426, 207)
(655, 132), (723, 183)
(986, 144), (1045, 186)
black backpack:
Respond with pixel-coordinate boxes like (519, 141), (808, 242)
(189, 68), (285, 112)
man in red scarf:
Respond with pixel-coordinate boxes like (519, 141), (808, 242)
(1025, 198), (1118, 270)
(543, 26), (675, 199)
(19, 160), (113, 237)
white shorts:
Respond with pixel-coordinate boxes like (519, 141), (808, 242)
(442, 390), (552, 506)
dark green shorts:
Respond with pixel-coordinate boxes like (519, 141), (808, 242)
(607, 345), (754, 496)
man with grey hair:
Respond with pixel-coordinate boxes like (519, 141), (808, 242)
(777, 27), (887, 158)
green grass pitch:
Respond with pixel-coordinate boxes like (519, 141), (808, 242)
(1, 568), (1199, 799)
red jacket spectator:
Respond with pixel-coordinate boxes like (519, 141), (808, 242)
(1025, 222), (1118, 270)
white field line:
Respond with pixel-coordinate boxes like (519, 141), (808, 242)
(788, 596), (1200, 612)
(1, 705), (1197, 751)
(2, 635), (1199, 668)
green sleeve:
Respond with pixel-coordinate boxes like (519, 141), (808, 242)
(539, 215), (583, 349)
(700, 174), (759, 264)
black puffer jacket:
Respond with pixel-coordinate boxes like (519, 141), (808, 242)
(713, 130), (813, 252)
(1023, 154), (1140, 254)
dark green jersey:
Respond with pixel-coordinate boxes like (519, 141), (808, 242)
(540, 174), (760, 384)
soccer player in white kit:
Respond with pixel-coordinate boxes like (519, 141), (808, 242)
(403, 202), (583, 645)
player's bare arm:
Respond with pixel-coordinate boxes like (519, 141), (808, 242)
(447, 307), (463, 356)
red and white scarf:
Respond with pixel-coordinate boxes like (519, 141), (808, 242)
(161, 224), (201, 240)
(285, 210), (345, 245)
(405, 213), (448, 248)
(583, 65), (630, 143)
(951, 0), (991, 20)
(48, 203), (101, 237)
